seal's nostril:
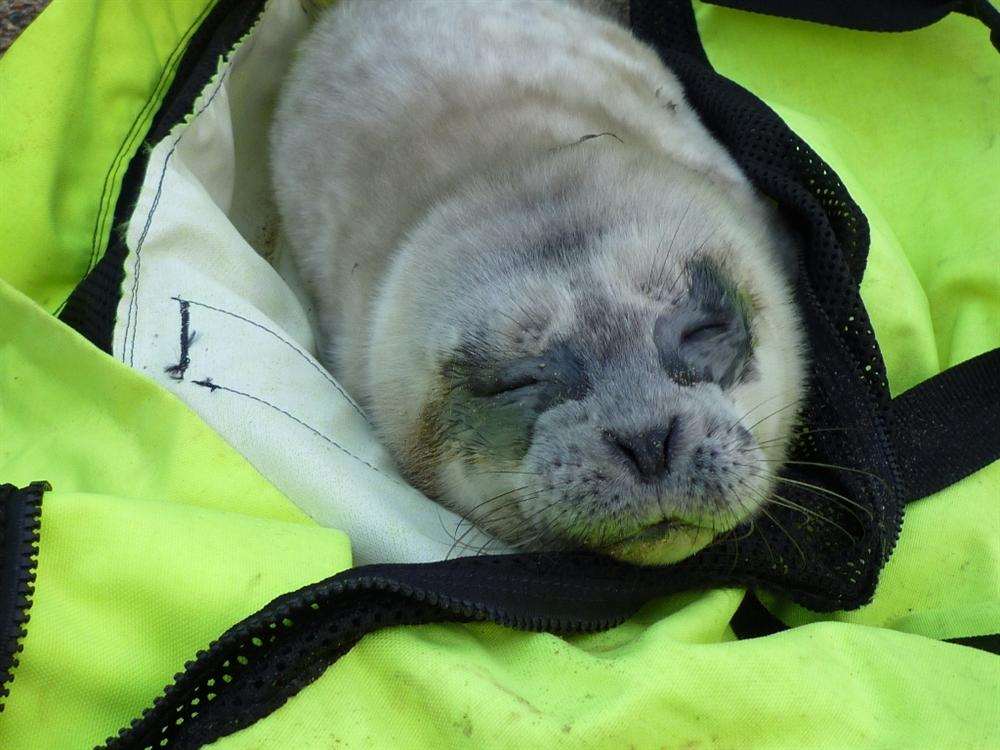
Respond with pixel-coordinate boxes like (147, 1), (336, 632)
(606, 418), (679, 481)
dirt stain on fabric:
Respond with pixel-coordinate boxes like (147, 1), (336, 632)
(463, 664), (544, 717)
(451, 713), (474, 738)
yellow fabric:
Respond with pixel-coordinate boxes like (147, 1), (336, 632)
(0, 0), (214, 311)
(0, 273), (352, 749)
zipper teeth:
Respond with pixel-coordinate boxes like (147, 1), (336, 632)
(0, 481), (46, 712)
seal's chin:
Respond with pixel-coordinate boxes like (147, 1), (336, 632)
(601, 520), (718, 565)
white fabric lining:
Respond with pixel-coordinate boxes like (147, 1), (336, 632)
(113, 0), (510, 565)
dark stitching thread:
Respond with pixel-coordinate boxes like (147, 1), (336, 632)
(173, 296), (368, 420)
(191, 377), (401, 485)
(123, 68), (231, 367)
(52, 5), (213, 317)
(164, 299), (195, 381)
(89, 4), (214, 275)
(194, 377), (221, 392)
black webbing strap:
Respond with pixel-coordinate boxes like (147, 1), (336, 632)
(731, 591), (1000, 653)
(887, 347), (1000, 504)
(704, 0), (1000, 51)
(735, 348), (1000, 642)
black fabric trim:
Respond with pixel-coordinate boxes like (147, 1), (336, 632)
(945, 633), (1000, 654)
(58, 0), (269, 353)
(731, 593), (1000, 657)
(889, 348), (1000, 503)
(730, 591), (789, 639)
(703, 0), (1000, 51)
(963, 0), (1000, 52)
(0, 482), (47, 712)
(732, 350), (999, 639)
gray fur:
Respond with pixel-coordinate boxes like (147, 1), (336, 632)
(271, 0), (806, 563)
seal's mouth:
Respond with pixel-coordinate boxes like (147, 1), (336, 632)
(619, 518), (693, 543)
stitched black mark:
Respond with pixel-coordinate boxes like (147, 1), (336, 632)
(164, 299), (195, 380)
(123, 68), (231, 367)
(192, 377), (221, 392)
(190, 377), (400, 484)
(173, 295), (368, 421)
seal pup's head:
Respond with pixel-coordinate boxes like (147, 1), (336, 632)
(364, 144), (806, 563)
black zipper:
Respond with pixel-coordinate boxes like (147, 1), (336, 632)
(0, 481), (47, 713)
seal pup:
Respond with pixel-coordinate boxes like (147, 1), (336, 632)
(270, 0), (806, 563)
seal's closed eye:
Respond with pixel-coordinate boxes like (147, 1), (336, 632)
(680, 318), (732, 344)
(465, 345), (590, 403)
(654, 262), (752, 388)
(468, 370), (540, 398)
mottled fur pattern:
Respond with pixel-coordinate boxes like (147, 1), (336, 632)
(271, 0), (806, 561)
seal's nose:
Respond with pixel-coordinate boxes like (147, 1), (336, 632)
(605, 418), (680, 481)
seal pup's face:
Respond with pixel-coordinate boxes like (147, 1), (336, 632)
(366, 149), (806, 563)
